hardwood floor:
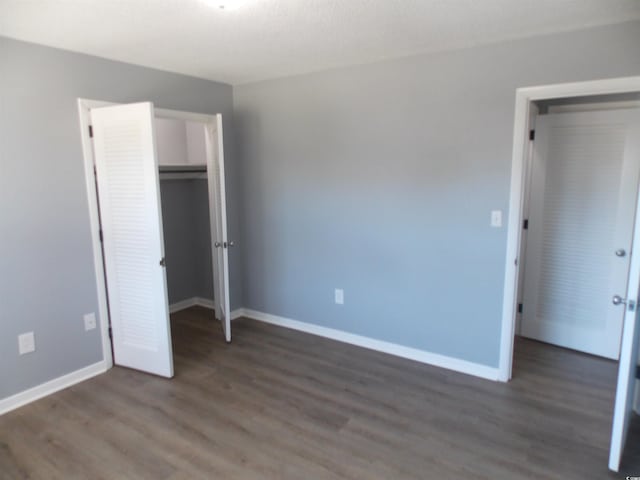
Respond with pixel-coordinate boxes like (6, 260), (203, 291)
(1, 306), (639, 479)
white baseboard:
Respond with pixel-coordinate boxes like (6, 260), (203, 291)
(170, 298), (245, 323)
(195, 297), (215, 310)
(237, 308), (500, 381)
(0, 360), (108, 416)
(169, 297), (215, 313)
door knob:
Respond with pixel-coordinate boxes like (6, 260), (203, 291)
(613, 295), (626, 305)
(615, 249), (626, 257)
(214, 242), (222, 248)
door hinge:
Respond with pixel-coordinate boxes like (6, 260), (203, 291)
(99, 229), (103, 243)
(523, 219), (529, 230)
(89, 125), (93, 138)
(529, 129), (535, 141)
(636, 365), (640, 380)
(108, 326), (113, 340)
(159, 257), (166, 267)
(518, 303), (523, 314)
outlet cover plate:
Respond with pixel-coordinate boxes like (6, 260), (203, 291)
(18, 332), (35, 355)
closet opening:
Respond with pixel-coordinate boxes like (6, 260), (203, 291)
(157, 117), (216, 315)
(77, 99), (233, 382)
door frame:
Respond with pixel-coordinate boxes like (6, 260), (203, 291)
(498, 76), (640, 382)
(77, 98), (225, 368)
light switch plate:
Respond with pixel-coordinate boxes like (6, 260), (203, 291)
(335, 288), (344, 305)
(491, 210), (503, 227)
(84, 312), (97, 331)
(18, 332), (35, 355)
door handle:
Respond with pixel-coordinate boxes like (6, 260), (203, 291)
(612, 295), (626, 305)
(214, 242), (222, 248)
(613, 295), (636, 311)
(615, 249), (627, 257)
(223, 241), (235, 248)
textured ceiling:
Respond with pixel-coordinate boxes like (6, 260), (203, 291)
(1, 0), (639, 85)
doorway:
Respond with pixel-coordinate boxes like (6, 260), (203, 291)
(77, 99), (233, 379)
(498, 76), (640, 472)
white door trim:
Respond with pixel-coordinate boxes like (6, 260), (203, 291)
(498, 76), (640, 382)
(77, 98), (222, 369)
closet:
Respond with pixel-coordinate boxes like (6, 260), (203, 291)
(83, 101), (231, 379)
(157, 118), (214, 309)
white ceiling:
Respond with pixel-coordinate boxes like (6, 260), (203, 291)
(1, 0), (639, 85)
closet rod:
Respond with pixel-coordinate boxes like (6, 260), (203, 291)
(159, 168), (207, 173)
(158, 164), (207, 174)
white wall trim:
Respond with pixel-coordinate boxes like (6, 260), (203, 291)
(77, 99), (116, 369)
(170, 299), (244, 321)
(0, 361), (108, 416)
(195, 297), (215, 310)
(499, 76), (640, 382)
(238, 308), (499, 381)
(169, 297), (216, 313)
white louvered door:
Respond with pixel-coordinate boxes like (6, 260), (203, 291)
(522, 109), (640, 359)
(91, 102), (174, 377)
(206, 114), (231, 342)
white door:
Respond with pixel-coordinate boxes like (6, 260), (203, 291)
(522, 109), (640, 359)
(609, 114), (640, 472)
(206, 114), (231, 342)
(91, 102), (174, 377)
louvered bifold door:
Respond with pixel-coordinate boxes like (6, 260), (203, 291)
(91, 102), (174, 378)
(522, 109), (640, 359)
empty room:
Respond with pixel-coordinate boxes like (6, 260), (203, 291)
(2, 1), (640, 478)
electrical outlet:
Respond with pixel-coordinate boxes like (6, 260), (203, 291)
(335, 288), (344, 305)
(18, 332), (35, 355)
(84, 313), (97, 331)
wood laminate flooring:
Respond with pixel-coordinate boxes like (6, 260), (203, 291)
(1, 306), (639, 479)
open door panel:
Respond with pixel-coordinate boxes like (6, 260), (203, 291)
(206, 114), (231, 342)
(91, 102), (174, 378)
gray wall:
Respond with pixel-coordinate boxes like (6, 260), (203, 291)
(192, 181), (216, 299)
(0, 37), (239, 399)
(160, 179), (214, 305)
(234, 21), (640, 368)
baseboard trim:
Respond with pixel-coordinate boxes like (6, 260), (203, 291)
(169, 297), (215, 313)
(236, 308), (500, 381)
(170, 299), (244, 323)
(0, 360), (108, 416)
